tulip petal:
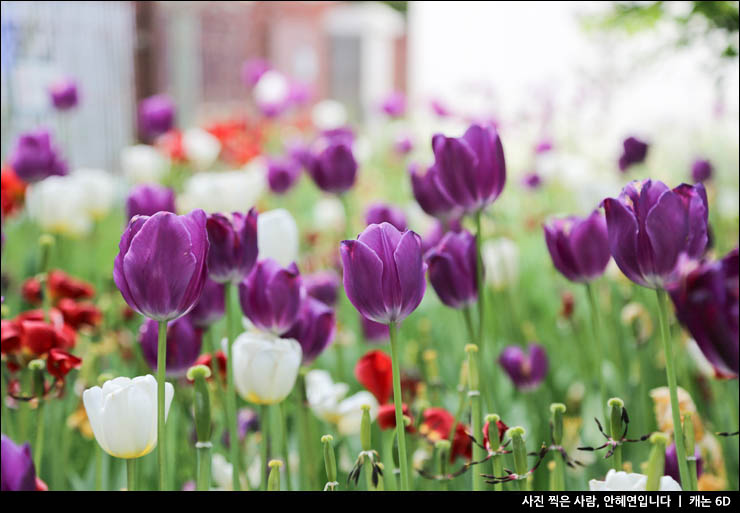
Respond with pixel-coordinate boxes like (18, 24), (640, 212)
(340, 239), (388, 323)
(603, 197), (648, 287)
(645, 190), (689, 280)
(394, 230), (427, 321)
(462, 124), (505, 203)
(569, 212), (610, 280)
(432, 135), (479, 211)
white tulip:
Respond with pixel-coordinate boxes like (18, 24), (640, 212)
(211, 453), (247, 491)
(253, 70), (290, 113)
(82, 375), (173, 459)
(312, 196), (346, 233)
(482, 237), (519, 290)
(311, 99), (347, 130)
(231, 331), (302, 405)
(257, 208), (299, 267)
(179, 168), (266, 214)
(182, 128), (221, 171)
(335, 391), (379, 436)
(588, 469), (681, 491)
(73, 168), (117, 219)
(26, 176), (93, 237)
(305, 369), (379, 435)
(120, 144), (169, 184)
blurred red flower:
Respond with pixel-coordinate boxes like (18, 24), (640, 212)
(355, 350), (393, 404)
(57, 298), (102, 330)
(419, 407), (472, 462)
(22, 270), (95, 305)
(46, 348), (82, 381)
(155, 130), (187, 163)
(1, 165), (27, 217)
(377, 403), (415, 433)
(193, 351), (227, 382)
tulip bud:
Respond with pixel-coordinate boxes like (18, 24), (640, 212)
(550, 403), (566, 446)
(361, 404), (372, 451)
(321, 434), (338, 490)
(646, 432), (669, 491)
(187, 365), (212, 443)
(508, 426), (528, 481)
(608, 397), (625, 470)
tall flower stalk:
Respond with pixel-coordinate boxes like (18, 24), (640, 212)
(466, 344), (485, 491)
(389, 321), (410, 490)
(156, 321), (168, 489)
(224, 283), (241, 491)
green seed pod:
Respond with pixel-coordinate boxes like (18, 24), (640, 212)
(508, 426), (528, 477)
(646, 432), (669, 491)
(322, 434), (337, 485)
(267, 460), (282, 491)
(187, 365), (212, 443)
(486, 413), (502, 451)
(608, 397), (624, 440)
(550, 403), (566, 446)
(360, 404), (372, 451)
(29, 359), (46, 397)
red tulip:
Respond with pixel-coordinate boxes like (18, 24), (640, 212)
(377, 403), (415, 432)
(46, 348), (82, 381)
(354, 350), (393, 404)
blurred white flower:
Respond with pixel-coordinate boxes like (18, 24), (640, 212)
(304, 369), (379, 436)
(183, 128), (221, 171)
(311, 99), (347, 131)
(26, 175), (93, 237)
(82, 375), (173, 459)
(482, 237), (519, 290)
(257, 208), (299, 266)
(312, 196), (346, 233)
(588, 469), (681, 491)
(211, 453), (248, 491)
(73, 168), (117, 220)
(230, 331), (302, 405)
(254, 70), (290, 115)
(179, 168), (266, 214)
(120, 144), (169, 184)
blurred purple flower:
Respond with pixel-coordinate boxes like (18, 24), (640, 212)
(188, 278), (225, 329)
(114, 210), (209, 322)
(602, 180), (708, 288)
(394, 134), (414, 156)
(432, 123), (506, 214)
(421, 218), (463, 255)
(426, 229), (478, 309)
(543, 210), (611, 283)
(49, 78), (78, 111)
(365, 203), (407, 231)
(521, 172), (542, 190)
(618, 136), (649, 172)
(668, 248), (738, 379)
(222, 408), (260, 448)
(138, 94), (175, 142)
(499, 344), (548, 390)
(139, 316), (203, 377)
(361, 314), (390, 343)
(409, 163), (458, 220)
(307, 141), (357, 194)
(241, 58), (271, 88)
(239, 259), (303, 335)
(9, 129), (68, 183)
(304, 270), (340, 307)
(283, 296), (335, 364)
(665, 443), (702, 486)
(691, 159), (713, 183)
(340, 222), (426, 324)
(380, 91), (406, 118)
(534, 139), (553, 154)
(206, 210), (259, 284)
(267, 158), (301, 195)
(125, 184), (176, 222)
(429, 98), (451, 118)
(1, 434), (36, 491)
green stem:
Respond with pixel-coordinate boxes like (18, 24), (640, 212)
(388, 321), (410, 491)
(95, 445), (103, 491)
(196, 445), (212, 491)
(224, 283), (241, 491)
(295, 373), (311, 490)
(34, 400), (45, 476)
(260, 404), (270, 490)
(448, 385), (468, 444)
(585, 283), (608, 421)
(467, 345), (485, 491)
(492, 454), (504, 491)
(277, 402), (292, 491)
(126, 458), (136, 492)
(553, 452), (565, 491)
(156, 320), (168, 490)
(474, 211), (485, 349)
(655, 289), (691, 488)
(381, 429), (397, 491)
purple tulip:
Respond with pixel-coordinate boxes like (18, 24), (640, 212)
(239, 259), (304, 335)
(307, 141), (357, 194)
(304, 270), (341, 307)
(522, 172), (542, 190)
(380, 91), (406, 118)
(409, 163), (458, 220)
(222, 408), (260, 448)
(138, 94), (175, 141)
(139, 316), (203, 377)
(668, 248), (738, 379)
(394, 135), (414, 156)
(267, 158), (301, 195)
(429, 98), (451, 118)
(320, 126), (356, 146)
(602, 180), (708, 288)
(431, 123), (506, 214)
(421, 218), (464, 256)
(283, 297), (335, 364)
(114, 210), (209, 322)
(365, 203), (407, 231)
(241, 58), (271, 88)
(426, 229), (478, 309)
(49, 78), (78, 111)
(125, 184), (176, 221)
(206, 210), (259, 284)
(9, 129), (68, 183)
(288, 81), (312, 107)
(665, 443), (702, 485)
(188, 278), (225, 329)
(618, 136), (649, 172)
(1, 434), (37, 491)
(340, 222), (426, 324)
(534, 139), (553, 154)
(360, 314), (390, 342)
(543, 210), (611, 283)
(691, 159), (713, 183)
(498, 344), (549, 390)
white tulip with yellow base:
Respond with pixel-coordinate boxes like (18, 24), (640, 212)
(83, 375), (174, 490)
